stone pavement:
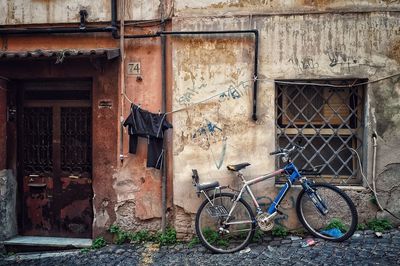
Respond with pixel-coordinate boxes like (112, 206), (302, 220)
(1, 229), (400, 266)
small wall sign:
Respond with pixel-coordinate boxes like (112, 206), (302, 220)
(127, 62), (141, 75)
(98, 100), (112, 109)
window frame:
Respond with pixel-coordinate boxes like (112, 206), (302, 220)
(274, 79), (367, 186)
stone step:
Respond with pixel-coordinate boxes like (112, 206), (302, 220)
(2, 236), (92, 252)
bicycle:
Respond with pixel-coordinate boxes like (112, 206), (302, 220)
(191, 144), (358, 253)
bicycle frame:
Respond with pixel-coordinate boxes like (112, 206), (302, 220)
(227, 162), (303, 220)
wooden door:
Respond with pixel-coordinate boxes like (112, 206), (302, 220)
(19, 80), (93, 238)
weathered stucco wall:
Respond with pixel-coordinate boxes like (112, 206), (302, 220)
(0, 0), (164, 25)
(172, 12), (400, 236)
(175, 0), (400, 16)
(0, 170), (17, 241)
(112, 35), (166, 232)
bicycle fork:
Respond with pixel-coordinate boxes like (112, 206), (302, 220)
(302, 181), (328, 215)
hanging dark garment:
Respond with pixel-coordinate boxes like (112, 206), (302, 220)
(123, 104), (172, 169)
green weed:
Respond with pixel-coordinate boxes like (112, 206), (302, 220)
(157, 228), (177, 246)
(188, 236), (200, 248)
(80, 248), (91, 254)
(108, 225), (177, 246)
(324, 218), (348, 233)
(272, 225), (288, 237)
(91, 237), (107, 249)
(202, 227), (228, 247)
(357, 223), (367, 231)
(367, 218), (392, 232)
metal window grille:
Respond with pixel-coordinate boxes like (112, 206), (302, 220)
(275, 79), (366, 185)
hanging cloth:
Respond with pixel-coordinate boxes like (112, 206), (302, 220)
(123, 104), (172, 169)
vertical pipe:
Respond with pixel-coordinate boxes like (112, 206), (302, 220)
(111, 0), (118, 38)
(160, 0), (167, 234)
(119, 0), (126, 163)
(252, 30), (259, 121)
(111, 0), (117, 28)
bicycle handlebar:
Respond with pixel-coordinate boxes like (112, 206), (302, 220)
(269, 144), (304, 156)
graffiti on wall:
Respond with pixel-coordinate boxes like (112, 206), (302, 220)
(192, 120), (222, 139)
(324, 49), (358, 68)
(191, 119), (227, 169)
(288, 56), (319, 71)
(176, 79), (250, 106)
(176, 82), (207, 106)
(219, 81), (250, 102)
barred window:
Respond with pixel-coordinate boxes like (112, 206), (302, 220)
(275, 80), (366, 185)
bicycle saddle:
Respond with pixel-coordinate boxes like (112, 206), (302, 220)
(227, 163), (251, 172)
(197, 181), (220, 192)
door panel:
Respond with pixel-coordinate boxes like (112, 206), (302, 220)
(20, 82), (93, 238)
(59, 107), (92, 237)
(22, 107), (55, 235)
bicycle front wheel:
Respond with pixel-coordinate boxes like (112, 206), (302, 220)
(296, 183), (358, 241)
(195, 192), (255, 253)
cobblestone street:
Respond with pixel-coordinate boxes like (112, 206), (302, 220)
(1, 229), (400, 266)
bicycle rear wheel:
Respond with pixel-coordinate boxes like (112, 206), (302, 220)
(296, 183), (358, 241)
(195, 192), (255, 253)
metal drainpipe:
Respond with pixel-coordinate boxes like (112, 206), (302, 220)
(111, 0), (118, 38)
(119, 0), (126, 164)
(160, 1), (167, 234)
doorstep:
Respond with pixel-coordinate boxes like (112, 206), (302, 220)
(2, 236), (92, 252)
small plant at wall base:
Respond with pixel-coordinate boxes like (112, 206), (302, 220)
(325, 218), (348, 233)
(91, 237), (107, 249)
(367, 218), (393, 232)
(188, 236), (200, 248)
(157, 228), (177, 246)
(109, 225), (131, 244)
(357, 223), (367, 231)
(202, 227), (228, 247)
(130, 230), (153, 244)
(272, 225), (288, 237)
(108, 225), (178, 246)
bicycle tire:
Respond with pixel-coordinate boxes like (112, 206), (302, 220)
(296, 183), (358, 242)
(195, 192), (255, 253)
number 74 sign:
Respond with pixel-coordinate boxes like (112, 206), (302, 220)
(127, 62), (141, 75)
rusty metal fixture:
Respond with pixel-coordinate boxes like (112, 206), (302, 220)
(79, 10), (88, 30)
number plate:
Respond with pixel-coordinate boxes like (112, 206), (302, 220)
(127, 62), (141, 75)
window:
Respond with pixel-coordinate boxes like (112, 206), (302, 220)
(275, 79), (366, 185)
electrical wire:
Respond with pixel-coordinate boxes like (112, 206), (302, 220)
(122, 72), (400, 115)
(349, 147), (400, 221)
